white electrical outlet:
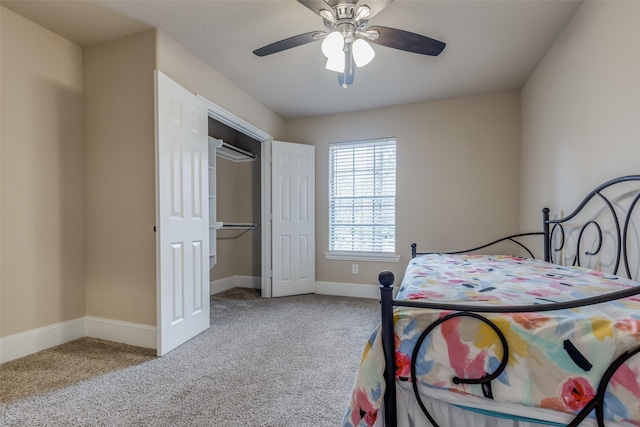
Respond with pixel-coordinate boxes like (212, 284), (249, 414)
(352, 264), (359, 274)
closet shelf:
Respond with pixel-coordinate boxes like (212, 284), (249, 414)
(210, 137), (256, 162)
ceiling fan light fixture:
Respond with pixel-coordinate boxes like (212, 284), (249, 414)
(354, 5), (371, 22)
(325, 52), (346, 73)
(321, 31), (344, 58)
(319, 9), (336, 23)
(352, 38), (375, 67)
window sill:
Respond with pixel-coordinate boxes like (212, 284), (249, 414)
(324, 252), (402, 262)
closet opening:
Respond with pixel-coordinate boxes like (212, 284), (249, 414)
(208, 117), (263, 296)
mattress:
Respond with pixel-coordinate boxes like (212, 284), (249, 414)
(343, 254), (640, 427)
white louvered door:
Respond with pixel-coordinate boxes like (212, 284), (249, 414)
(155, 71), (209, 356)
(271, 141), (315, 297)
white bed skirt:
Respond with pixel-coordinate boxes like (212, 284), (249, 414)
(372, 382), (632, 427)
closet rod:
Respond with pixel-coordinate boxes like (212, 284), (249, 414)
(217, 222), (257, 230)
(216, 141), (256, 162)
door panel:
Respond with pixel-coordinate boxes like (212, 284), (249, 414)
(156, 71), (209, 356)
(272, 141), (315, 297)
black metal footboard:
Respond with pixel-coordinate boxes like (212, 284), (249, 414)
(379, 271), (397, 427)
(379, 270), (640, 427)
(379, 175), (640, 427)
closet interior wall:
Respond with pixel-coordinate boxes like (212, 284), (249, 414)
(208, 117), (261, 283)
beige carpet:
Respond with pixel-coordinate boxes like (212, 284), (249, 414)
(0, 338), (156, 405)
(0, 287), (262, 405)
(0, 289), (380, 426)
(213, 287), (261, 300)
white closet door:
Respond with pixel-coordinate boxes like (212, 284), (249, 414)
(155, 71), (210, 356)
(271, 141), (315, 297)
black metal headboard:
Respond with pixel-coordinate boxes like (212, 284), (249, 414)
(411, 175), (640, 281)
(411, 233), (544, 260)
(543, 175), (640, 281)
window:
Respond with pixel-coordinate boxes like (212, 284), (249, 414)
(327, 138), (398, 261)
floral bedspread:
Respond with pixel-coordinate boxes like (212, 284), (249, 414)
(343, 254), (640, 427)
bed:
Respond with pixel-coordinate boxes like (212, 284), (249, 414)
(343, 175), (640, 427)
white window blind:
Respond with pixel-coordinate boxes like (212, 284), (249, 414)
(329, 139), (396, 253)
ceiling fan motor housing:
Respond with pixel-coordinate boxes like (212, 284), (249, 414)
(323, 2), (370, 36)
(334, 3), (355, 20)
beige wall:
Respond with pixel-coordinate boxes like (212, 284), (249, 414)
(520, 1), (640, 231)
(212, 158), (261, 281)
(212, 157), (240, 280)
(83, 30), (157, 325)
(1, 8), (85, 337)
(235, 153), (262, 277)
(286, 91), (521, 285)
(156, 30), (285, 141)
(10, 0), (634, 343)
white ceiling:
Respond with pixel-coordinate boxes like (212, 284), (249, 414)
(2, 0), (582, 120)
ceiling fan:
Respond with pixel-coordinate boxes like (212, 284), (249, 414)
(253, 0), (446, 88)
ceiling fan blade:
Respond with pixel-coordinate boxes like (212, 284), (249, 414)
(253, 31), (325, 57)
(297, 0), (335, 19)
(353, 0), (393, 20)
(366, 26), (445, 56)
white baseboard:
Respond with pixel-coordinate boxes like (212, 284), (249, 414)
(1, 279), (386, 363)
(0, 318), (85, 364)
(315, 281), (382, 299)
(211, 277), (393, 299)
(210, 275), (261, 295)
(85, 316), (156, 350)
(0, 317), (157, 364)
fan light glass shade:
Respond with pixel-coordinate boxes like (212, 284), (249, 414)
(352, 39), (375, 67)
(325, 53), (345, 73)
(321, 31), (344, 58)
